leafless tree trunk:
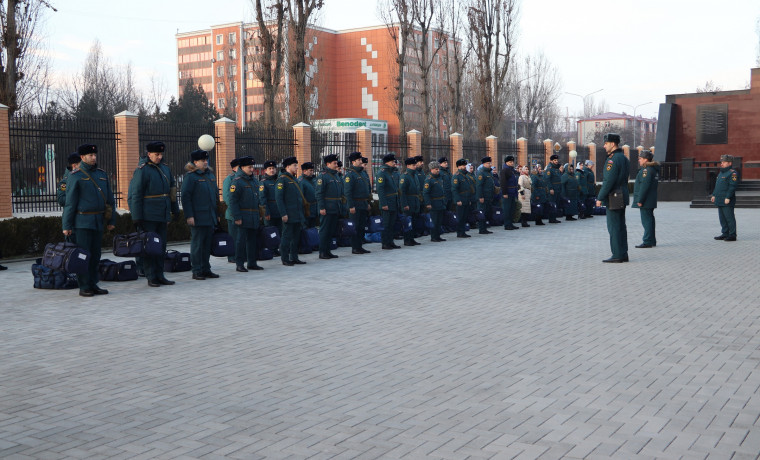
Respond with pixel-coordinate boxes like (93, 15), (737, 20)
(409, 0), (444, 139)
(252, 0), (286, 127)
(440, 0), (468, 136)
(287, 0), (323, 124)
(379, 0), (413, 138)
(466, 0), (518, 138)
(515, 52), (562, 142)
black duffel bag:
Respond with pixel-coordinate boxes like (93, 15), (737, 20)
(259, 225), (281, 249)
(42, 239), (90, 274)
(211, 229), (235, 257)
(113, 231), (163, 257)
(32, 258), (78, 289)
(164, 250), (191, 272)
(98, 259), (138, 282)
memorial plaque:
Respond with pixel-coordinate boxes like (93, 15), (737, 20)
(696, 104), (728, 145)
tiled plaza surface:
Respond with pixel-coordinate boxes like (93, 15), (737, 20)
(1, 202), (759, 459)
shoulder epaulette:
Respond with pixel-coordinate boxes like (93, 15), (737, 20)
(137, 163), (146, 169)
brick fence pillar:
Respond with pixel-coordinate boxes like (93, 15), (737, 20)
(0, 104), (11, 217)
(293, 122), (311, 167)
(516, 137), (527, 169)
(567, 140), (576, 159)
(407, 130), (422, 160)
(356, 127), (373, 182)
(114, 111), (140, 211)
(449, 133), (463, 166)
(543, 139), (554, 166)
(589, 142), (601, 180)
(486, 135), (498, 165)
(214, 117), (236, 192)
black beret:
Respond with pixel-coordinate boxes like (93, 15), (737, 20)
(382, 153), (396, 163)
(349, 151), (362, 161)
(67, 153), (81, 165)
(550, 154), (559, 160)
(190, 149), (209, 161)
(404, 158), (416, 165)
(282, 156), (298, 167)
(146, 141), (165, 153)
(230, 158), (240, 168)
(263, 160), (277, 169)
(603, 133), (621, 144)
(77, 144), (97, 155)
(456, 158), (467, 166)
(323, 154), (339, 164)
(238, 156), (254, 167)
(438, 157), (448, 163)
(505, 155), (515, 163)
(414, 155), (424, 162)
(361, 157), (368, 164)
(481, 156), (492, 163)
(301, 162), (315, 170)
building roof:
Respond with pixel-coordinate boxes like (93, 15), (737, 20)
(578, 112), (657, 123)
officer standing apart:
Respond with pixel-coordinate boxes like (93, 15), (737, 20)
(475, 156), (495, 234)
(452, 158), (473, 238)
(316, 154), (343, 259)
(222, 158), (241, 263)
(400, 157), (422, 246)
(711, 154), (740, 241)
(128, 141), (179, 287)
(632, 150), (659, 248)
(228, 156), (264, 272)
(596, 133), (630, 263)
(344, 151), (372, 254)
(57, 153), (81, 207)
(423, 161), (447, 242)
(276, 156), (307, 265)
(181, 149), (220, 279)
(298, 162), (318, 228)
(500, 155), (520, 230)
(377, 153), (401, 249)
(62, 144), (116, 297)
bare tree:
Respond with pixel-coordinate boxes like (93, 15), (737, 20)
(466, 0), (518, 138)
(408, 0), (445, 138)
(696, 80), (721, 93)
(379, 0), (413, 138)
(581, 94), (608, 118)
(514, 52), (562, 142)
(287, 0), (323, 124)
(251, 0), (286, 127)
(0, 0), (56, 114)
(439, 0), (469, 136)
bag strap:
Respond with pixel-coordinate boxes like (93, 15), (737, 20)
(285, 177), (308, 204)
(79, 167), (108, 207)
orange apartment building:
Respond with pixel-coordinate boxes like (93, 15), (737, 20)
(176, 22), (450, 137)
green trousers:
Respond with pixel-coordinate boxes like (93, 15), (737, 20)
(381, 210), (397, 246)
(280, 222), (302, 262)
(456, 202), (471, 236)
(74, 228), (103, 290)
(430, 209), (443, 240)
(718, 206), (736, 237)
(318, 213), (338, 255)
(234, 225), (258, 267)
(606, 208), (629, 259)
(351, 209), (368, 250)
(226, 219), (239, 262)
(639, 208), (656, 246)
(190, 225), (213, 275)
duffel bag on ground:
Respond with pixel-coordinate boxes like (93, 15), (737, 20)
(211, 230), (235, 257)
(42, 240), (90, 274)
(258, 247), (274, 261)
(164, 250), (191, 272)
(592, 206), (607, 215)
(99, 259), (138, 282)
(444, 211), (458, 229)
(336, 218), (356, 238)
(468, 209), (485, 225)
(113, 231), (162, 257)
(260, 225), (281, 249)
(366, 216), (384, 233)
(300, 227), (319, 253)
(32, 258), (78, 289)
(365, 231), (382, 243)
(531, 202), (543, 218)
(490, 206), (504, 226)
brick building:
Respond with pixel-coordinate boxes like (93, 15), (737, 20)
(577, 112), (658, 147)
(176, 22), (450, 137)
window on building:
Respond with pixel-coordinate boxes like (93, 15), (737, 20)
(232, 81), (237, 92)
(229, 48), (236, 59)
(217, 82), (224, 93)
(216, 50), (224, 61)
(229, 32), (236, 45)
(229, 65), (237, 76)
(434, 38), (439, 48)
(233, 96), (238, 107)
(217, 66), (224, 77)
(178, 71), (183, 79)
(248, 71), (254, 80)
(218, 98), (225, 108)
(216, 34), (223, 45)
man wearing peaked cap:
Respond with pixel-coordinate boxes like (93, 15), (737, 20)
(222, 157), (242, 264)
(596, 133), (630, 263)
(344, 151), (372, 254)
(57, 153), (81, 207)
(316, 153), (343, 259)
(711, 154), (739, 241)
(275, 156), (306, 265)
(259, 159), (282, 255)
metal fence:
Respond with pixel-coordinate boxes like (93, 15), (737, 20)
(496, 141), (518, 168)
(527, 142), (545, 169)
(462, 139), (486, 165)
(311, 130), (358, 170)
(370, 134), (407, 190)
(236, 125), (296, 177)
(10, 115), (120, 213)
(421, 137), (450, 166)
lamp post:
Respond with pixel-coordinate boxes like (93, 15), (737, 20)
(618, 102), (652, 149)
(513, 73), (537, 144)
(566, 89), (603, 143)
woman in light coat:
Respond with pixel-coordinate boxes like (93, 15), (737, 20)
(517, 165), (532, 227)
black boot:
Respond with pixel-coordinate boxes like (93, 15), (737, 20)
(521, 216), (530, 227)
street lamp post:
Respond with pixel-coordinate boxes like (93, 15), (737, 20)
(566, 89), (603, 143)
(618, 102), (652, 149)
(513, 73), (537, 145)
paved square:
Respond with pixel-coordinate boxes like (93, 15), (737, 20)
(1, 202), (759, 459)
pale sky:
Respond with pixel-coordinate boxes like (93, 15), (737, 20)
(41, 0), (760, 120)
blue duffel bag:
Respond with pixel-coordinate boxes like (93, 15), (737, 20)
(32, 258), (78, 289)
(211, 230), (235, 257)
(259, 225), (281, 249)
(366, 216), (384, 233)
(41, 240), (90, 274)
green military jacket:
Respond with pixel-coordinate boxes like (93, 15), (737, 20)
(439, 166), (453, 204)
(227, 169), (262, 229)
(222, 172), (236, 220)
(62, 162), (116, 231)
(423, 173), (446, 211)
(259, 174), (281, 219)
(400, 168), (422, 213)
(575, 169), (589, 198)
(585, 168), (596, 196)
(632, 162), (660, 209)
(597, 148), (630, 207)
(711, 166), (739, 207)
(531, 173), (549, 203)
(57, 169), (72, 207)
(180, 163), (218, 226)
(376, 165), (400, 211)
(475, 166), (496, 201)
(129, 156), (179, 223)
(344, 165), (371, 210)
(562, 171), (580, 201)
(316, 168), (344, 215)
(275, 171), (305, 223)
(544, 163), (563, 196)
(451, 169), (474, 204)
(298, 174), (318, 218)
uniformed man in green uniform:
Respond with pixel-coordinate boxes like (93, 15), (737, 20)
(452, 158), (473, 238)
(316, 154), (343, 259)
(584, 160), (596, 218)
(438, 157), (453, 210)
(631, 150), (659, 248)
(596, 133), (630, 263)
(298, 162), (318, 228)
(227, 156), (264, 271)
(62, 144), (116, 297)
(259, 159), (281, 255)
(181, 149), (220, 279)
(376, 153), (401, 249)
(344, 151), (372, 254)
(530, 164), (548, 225)
(500, 155), (520, 230)
(276, 156), (306, 265)
(711, 154), (740, 241)
(475, 156), (495, 234)
(128, 141), (179, 287)
(222, 158), (241, 263)
(400, 157), (422, 246)
(57, 153), (80, 207)
(575, 161), (589, 219)
(561, 163), (579, 221)
(423, 160), (446, 242)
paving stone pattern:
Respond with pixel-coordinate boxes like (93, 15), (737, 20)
(1, 203), (759, 459)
